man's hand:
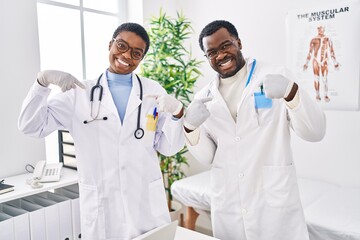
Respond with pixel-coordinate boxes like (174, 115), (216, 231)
(263, 74), (294, 99)
(184, 97), (212, 132)
(37, 70), (85, 92)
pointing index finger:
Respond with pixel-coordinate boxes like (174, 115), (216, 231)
(75, 79), (86, 89)
(200, 97), (213, 103)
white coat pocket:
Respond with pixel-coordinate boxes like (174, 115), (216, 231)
(148, 178), (168, 217)
(79, 182), (99, 223)
(262, 165), (299, 208)
(257, 107), (275, 126)
(254, 92), (275, 126)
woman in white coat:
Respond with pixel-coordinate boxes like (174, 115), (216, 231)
(183, 20), (326, 240)
(18, 23), (185, 240)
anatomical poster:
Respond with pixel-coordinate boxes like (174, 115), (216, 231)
(286, 0), (360, 110)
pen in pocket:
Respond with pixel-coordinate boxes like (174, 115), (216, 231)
(153, 107), (157, 120)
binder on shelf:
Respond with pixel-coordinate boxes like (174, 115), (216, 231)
(63, 183), (79, 194)
(55, 187), (81, 240)
(7, 199), (47, 240)
(0, 211), (15, 240)
(0, 203), (30, 240)
(38, 191), (73, 240)
(24, 195), (60, 240)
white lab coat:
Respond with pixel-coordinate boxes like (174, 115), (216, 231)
(186, 58), (326, 240)
(18, 72), (185, 240)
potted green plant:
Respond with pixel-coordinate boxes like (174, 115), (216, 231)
(140, 10), (202, 213)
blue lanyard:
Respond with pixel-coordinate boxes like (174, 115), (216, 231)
(245, 59), (256, 87)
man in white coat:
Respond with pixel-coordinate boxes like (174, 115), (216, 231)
(18, 23), (185, 240)
(183, 20), (326, 240)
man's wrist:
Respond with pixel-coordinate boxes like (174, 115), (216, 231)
(284, 82), (298, 102)
(183, 120), (197, 133)
(173, 107), (184, 119)
(37, 78), (48, 87)
(184, 126), (194, 133)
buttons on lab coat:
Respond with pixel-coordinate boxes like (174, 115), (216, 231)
(239, 172), (244, 178)
(241, 208), (247, 214)
(235, 137), (241, 142)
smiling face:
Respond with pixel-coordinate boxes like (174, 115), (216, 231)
(108, 31), (146, 74)
(203, 28), (245, 78)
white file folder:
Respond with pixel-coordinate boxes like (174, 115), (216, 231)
(55, 187), (81, 239)
(7, 199), (46, 240)
(24, 195), (60, 240)
(0, 211), (14, 240)
(63, 184), (79, 194)
(38, 191), (73, 240)
(1, 203), (30, 240)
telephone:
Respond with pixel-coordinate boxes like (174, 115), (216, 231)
(33, 160), (63, 182)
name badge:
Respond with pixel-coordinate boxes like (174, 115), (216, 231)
(254, 92), (272, 109)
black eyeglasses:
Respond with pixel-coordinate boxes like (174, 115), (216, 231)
(204, 40), (237, 60)
(112, 38), (145, 60)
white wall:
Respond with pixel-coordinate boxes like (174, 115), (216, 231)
(142, 0), (360, 187)
(0, 0), (46, 178)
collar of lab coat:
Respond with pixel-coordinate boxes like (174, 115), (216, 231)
(208, 57), (256, 101)
(97, 71), (142, 120)
(205, 57), (257, 124)
(239, 57), (257, 106)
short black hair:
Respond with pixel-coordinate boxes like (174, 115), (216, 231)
(198, 20), (239, 51)
(112, 22), (150, 55)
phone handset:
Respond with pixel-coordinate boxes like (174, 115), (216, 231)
(27, 161), (45, 188)
(33, 160), (46, 180)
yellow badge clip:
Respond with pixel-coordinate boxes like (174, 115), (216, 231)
(146, 107), (158, 131)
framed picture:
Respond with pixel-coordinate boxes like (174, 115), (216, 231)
(286, 0), (360, 110)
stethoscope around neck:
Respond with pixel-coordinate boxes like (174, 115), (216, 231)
(83, 73), (145, 139)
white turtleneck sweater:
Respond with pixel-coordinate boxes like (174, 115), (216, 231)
(218, 63), (248, 121)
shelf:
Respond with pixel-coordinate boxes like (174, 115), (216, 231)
(0, 168), (78, 203)
(59, 130), (78, 169)
(63, 153), (76, 158)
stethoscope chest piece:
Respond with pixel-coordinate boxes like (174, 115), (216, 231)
(134, 128), (144, 139)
